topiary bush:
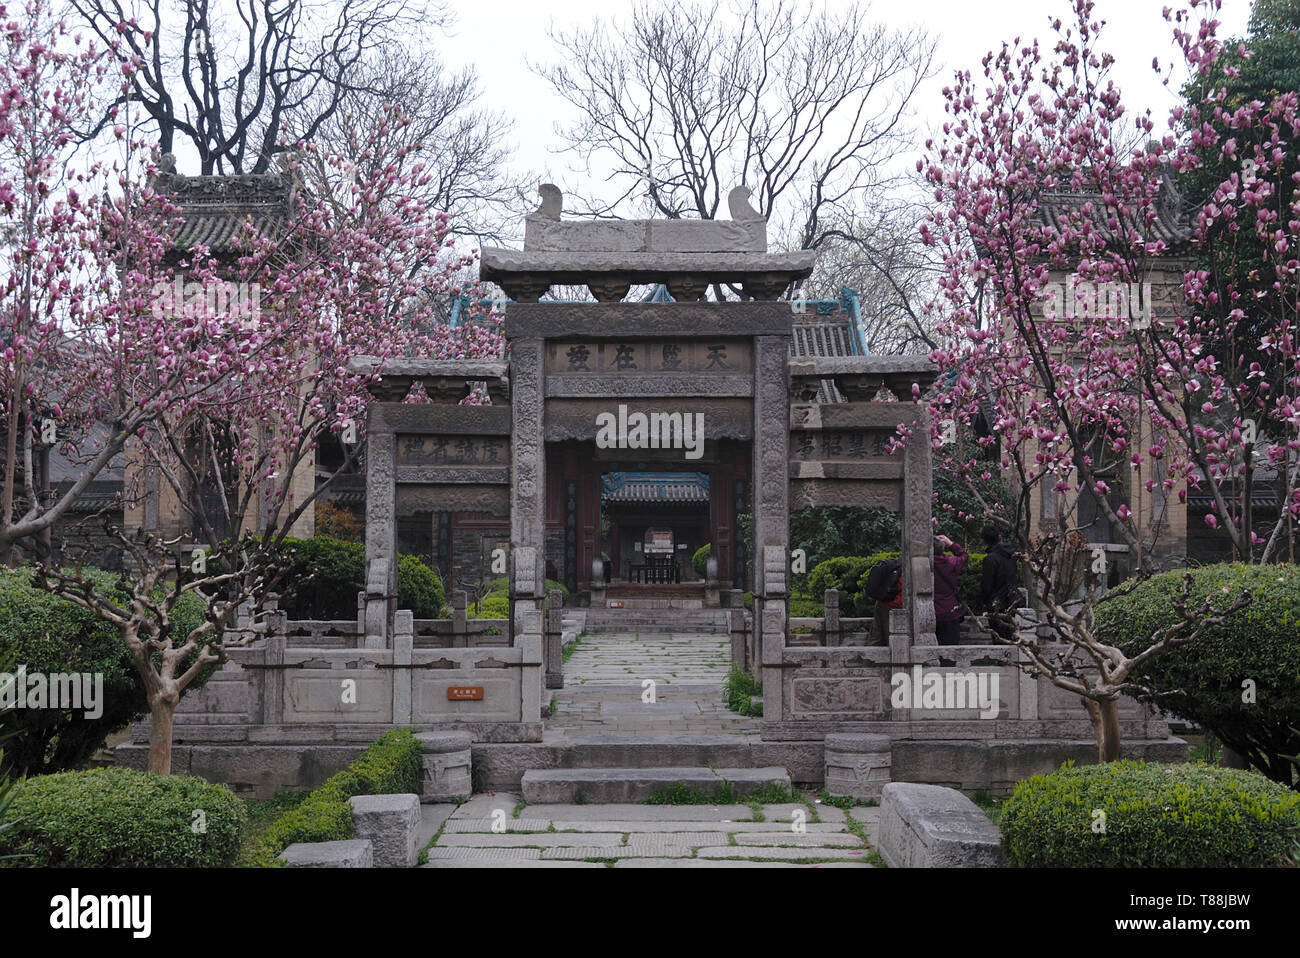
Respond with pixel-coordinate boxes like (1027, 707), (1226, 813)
(806, 556), (875, 612)
(0, 766), (246, 867)
(278, 537), (444, 620)
(471, 595), (510, 619)
(692, 543), (711, 578)
(999, 760), (1300, 867)
(397, 554), (445, 618)
(244, 728), (421, 867)
(1095, 562), (1300, 786)
(0, 567), (207, 776)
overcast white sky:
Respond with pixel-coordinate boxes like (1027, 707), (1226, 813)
(438, 0), (1252, 207)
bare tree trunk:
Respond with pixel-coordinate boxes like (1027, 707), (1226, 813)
(147, 694), (177, 775)
(1082, 697), (1123, 763)
(1098, 699), (1122, 763)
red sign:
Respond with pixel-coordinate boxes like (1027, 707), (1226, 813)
(447, 686), (484, 701)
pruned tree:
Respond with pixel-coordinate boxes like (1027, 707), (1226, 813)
(67, 0), (442, 173)
(535, 0), (937, 303)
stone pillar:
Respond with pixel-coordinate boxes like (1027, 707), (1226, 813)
(264, 630), (285, 726)
(363, 427), (397, 648)
(545, 589), (564, 689)
(451, 590), (468, 647)
(729, 608), (748, 671)
(509, 337), (546, 723)
(392, 610), (413, 725)
(902, 407), (937, 646)
(752, 334), (790, 720)
(823, 589), (840, 647)
(704, 555), (720, 608)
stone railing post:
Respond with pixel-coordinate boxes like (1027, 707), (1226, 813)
(264, 629), (285, 726)
(545, 589), (564, 689)
(363, 557), (390, 650)
(356, 590), (366, 646)
(823, 589), (840, 647)
(729, 608), (748, 671)
(451, 590), (468, 647)
(705, 555), (720, 608)
(392, 610), (413, 725)
(590, 557), (606, 606)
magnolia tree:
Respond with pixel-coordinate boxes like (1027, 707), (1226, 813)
(918, 0), (1297, 760)
(0, 2), (502, 773)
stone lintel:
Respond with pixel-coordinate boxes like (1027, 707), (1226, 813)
(369, 403), (512, 435)
(504, 302), (794, 339)
(544, 374), (755, 398)
(394, 466), (510, 485)
(790, 479), (903, 511)
(788, 462), (903, 481)
(395, 484), (510, 516)
(790, 402), (922, 431)
(544, 398), (753, 442)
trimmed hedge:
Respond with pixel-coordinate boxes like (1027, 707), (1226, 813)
(244, 728), (422, 867)
(692, 543), (711, 578)
(471, 595), (510, 618)
(278, 537), (444, 619)
(0, 566), (207, 776)
(1000, 760), (1300, 867)
(1095, 562), (1300, 785)
(480, 576), (569, 599)
(0, 766), (246, 867)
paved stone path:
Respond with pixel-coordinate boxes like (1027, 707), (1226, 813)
(547, 629), (760, 735)
(417, 793), (882, 868)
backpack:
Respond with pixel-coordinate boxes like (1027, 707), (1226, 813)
(986, 580), (1019, 614)
(862, 559), (903, 602)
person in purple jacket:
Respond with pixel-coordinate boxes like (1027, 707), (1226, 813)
(932, 534), (968, 644)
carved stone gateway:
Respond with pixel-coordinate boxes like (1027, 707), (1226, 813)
(131, 184), (1181, 796)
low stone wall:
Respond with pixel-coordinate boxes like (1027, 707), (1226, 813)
(279, 792), (423, 868)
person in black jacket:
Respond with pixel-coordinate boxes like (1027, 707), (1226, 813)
(979, 526), (1018, 641)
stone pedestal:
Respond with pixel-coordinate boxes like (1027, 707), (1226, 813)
(349, 793), (422, 868)
(417, 731), (473, 802)
(823, 732), (892, 802)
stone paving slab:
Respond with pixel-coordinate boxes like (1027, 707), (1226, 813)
(510, 820), (852, 833)
(848, 806), (881, 823)
(448, 793), (520, 817)
(423, 860), (607, 868)
(732, 833), (863, 847)
(696, 845), (875, 861)
(541, 843), (695, 860)
(522, 803), (756, 821)
(415, 805), (458, 849)
(613, 858), (869, 868)
(436, 832), (627, 847)
(423, 847), (544, 861)
(443, 818), (552, 833)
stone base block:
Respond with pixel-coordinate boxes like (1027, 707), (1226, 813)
(877, 782), (1005, 868)
(417, 731), (473, 802)
(349, 793), (422, 868)
(823, 733), (891, 802)
(279, 839), (373, 868)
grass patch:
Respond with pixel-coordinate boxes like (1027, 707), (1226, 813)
(969, 788), (1004, 827)
(562, 635), (584, 664)
(723, 664), (763, 717)
(643, 781), (737, 805)
(818, 790), (878, 809)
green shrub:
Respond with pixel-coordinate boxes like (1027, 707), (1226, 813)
(480, 577), (567, 600)
(1095, 563), (1300, 786)
(471, 595), (510, 619)
(397, 554), (445, 618)
(1000, 760), (1300, 867)
(807, 556), (875, 611)
(0, 766), (245, 867)
(279, 538), (443, 620)
(244, 728), (422, 867)
(789, 596), (824, 618)
(0, 567), (207, 776)
(692, 543), (711, 578)
(723, 665), (762, 717)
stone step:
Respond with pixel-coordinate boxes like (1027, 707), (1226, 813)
(520, 766), (791, 804)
